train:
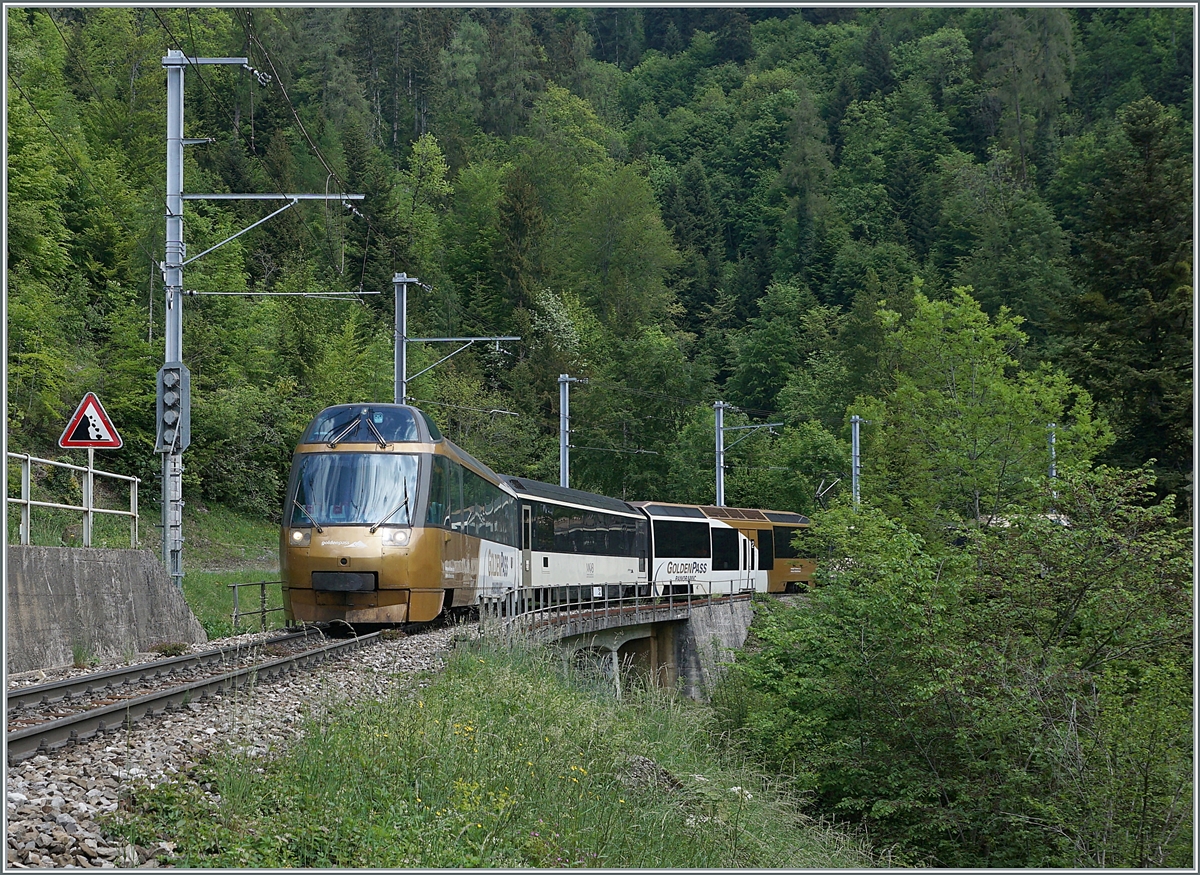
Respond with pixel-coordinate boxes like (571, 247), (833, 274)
(280, 403), (815, 628)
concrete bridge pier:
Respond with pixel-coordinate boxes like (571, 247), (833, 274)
(556, 595), (755, 702)
(559, 623), (666, 700)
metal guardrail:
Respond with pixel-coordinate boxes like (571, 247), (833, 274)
(480, 581), (757, 643)
(6, 452), (139, 547)
(228, 580), (286, 632)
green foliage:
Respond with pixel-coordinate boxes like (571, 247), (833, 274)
(714, 466), (1192, 867)
(8, 7), (1187, 520)
(861, 288), (1110, 535)
(1052, 96), (1193, 509)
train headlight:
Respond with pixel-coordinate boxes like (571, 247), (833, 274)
(289, 528), (311, 547)
(380, 527), (411, 547)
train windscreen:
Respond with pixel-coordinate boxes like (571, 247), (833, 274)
(290, 453), (418, 527)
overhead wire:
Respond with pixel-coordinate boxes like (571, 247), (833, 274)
(238, 13), (390, 294)
(152, 8), (360, 288)
(415, 399), (520, 417)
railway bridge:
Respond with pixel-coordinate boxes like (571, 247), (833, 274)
(481, 586), (756, 701)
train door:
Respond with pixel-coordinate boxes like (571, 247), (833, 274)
(756, 527), (783, 593)
(521, 504), (533, 588)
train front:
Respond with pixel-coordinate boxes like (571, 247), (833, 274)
(280, 404), (446, 627)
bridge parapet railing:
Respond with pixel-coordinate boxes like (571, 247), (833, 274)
(480, 580), (756, 644)
(6, 452), (140, 548)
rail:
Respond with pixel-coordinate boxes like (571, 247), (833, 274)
(6, 451), (139, 547)
(228, 580), (286, 632)
(7, 631), (380, 764)
(480, 580), (757, 643)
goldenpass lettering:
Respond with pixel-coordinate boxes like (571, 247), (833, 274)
(487, 550), (514, 578)
(666, 560), (708, 575)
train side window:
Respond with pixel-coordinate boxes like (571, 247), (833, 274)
(653, 520), (711, 558)
(712, 527), (738, 571)
(534, 503), (555, 551)
(425, 455), (448, 527)
(757, 528), (775, 570)
(774, 525), (812, 559)
(446, 462), (465, 531)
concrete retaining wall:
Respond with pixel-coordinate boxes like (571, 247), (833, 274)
(6, 546), (207, 673)
(675, 597), (755, 701)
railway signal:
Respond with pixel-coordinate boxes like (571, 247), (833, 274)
(155, 363), (191, 452)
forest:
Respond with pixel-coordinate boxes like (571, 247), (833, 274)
(6, 6), (1193, 867)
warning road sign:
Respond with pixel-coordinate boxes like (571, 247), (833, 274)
(59, 393), (123, 449)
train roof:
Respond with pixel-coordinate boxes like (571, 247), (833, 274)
(630, 501), (809, 525)
(506, 478), (642, 516)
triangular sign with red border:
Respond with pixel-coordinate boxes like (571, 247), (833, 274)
(59, 393), (123, 449)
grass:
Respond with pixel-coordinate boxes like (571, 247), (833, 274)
(104, 637), (876, 868)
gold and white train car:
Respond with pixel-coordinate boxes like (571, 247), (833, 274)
(697, 505), (814, 593)
(630, 502), (769, 596)
(280, 404), (521, 627)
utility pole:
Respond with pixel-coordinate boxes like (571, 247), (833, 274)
(1048, 422), (1057, 501)
(715, 401), (728, 506)
(559, 374), (579, 488)
(850, 414), (867, 507)
(393, 271), (520, 406)
(714, 401), (782, 507)
(394, 273), (414, 404)
(159, 50), (362, 587)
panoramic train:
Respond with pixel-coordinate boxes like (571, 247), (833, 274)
(280, 403), (814, 627)
(632, 502), (814, 594)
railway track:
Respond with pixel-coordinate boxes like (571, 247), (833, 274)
(6, 629), (382, 765)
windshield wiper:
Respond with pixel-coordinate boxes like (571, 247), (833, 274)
(369, 479), (410, 533)
(326, 416), (360, 448)
(364, 414), (388, 448)
(292, 499), (324, 533)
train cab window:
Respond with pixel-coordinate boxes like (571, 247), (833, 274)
(757, 528), (775, 570)
(712, 527), (738, 571)
(653, 520), (710, 558)
(419, 410), (443, 440)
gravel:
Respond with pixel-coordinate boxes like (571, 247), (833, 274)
(6, 624), (470, 869)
